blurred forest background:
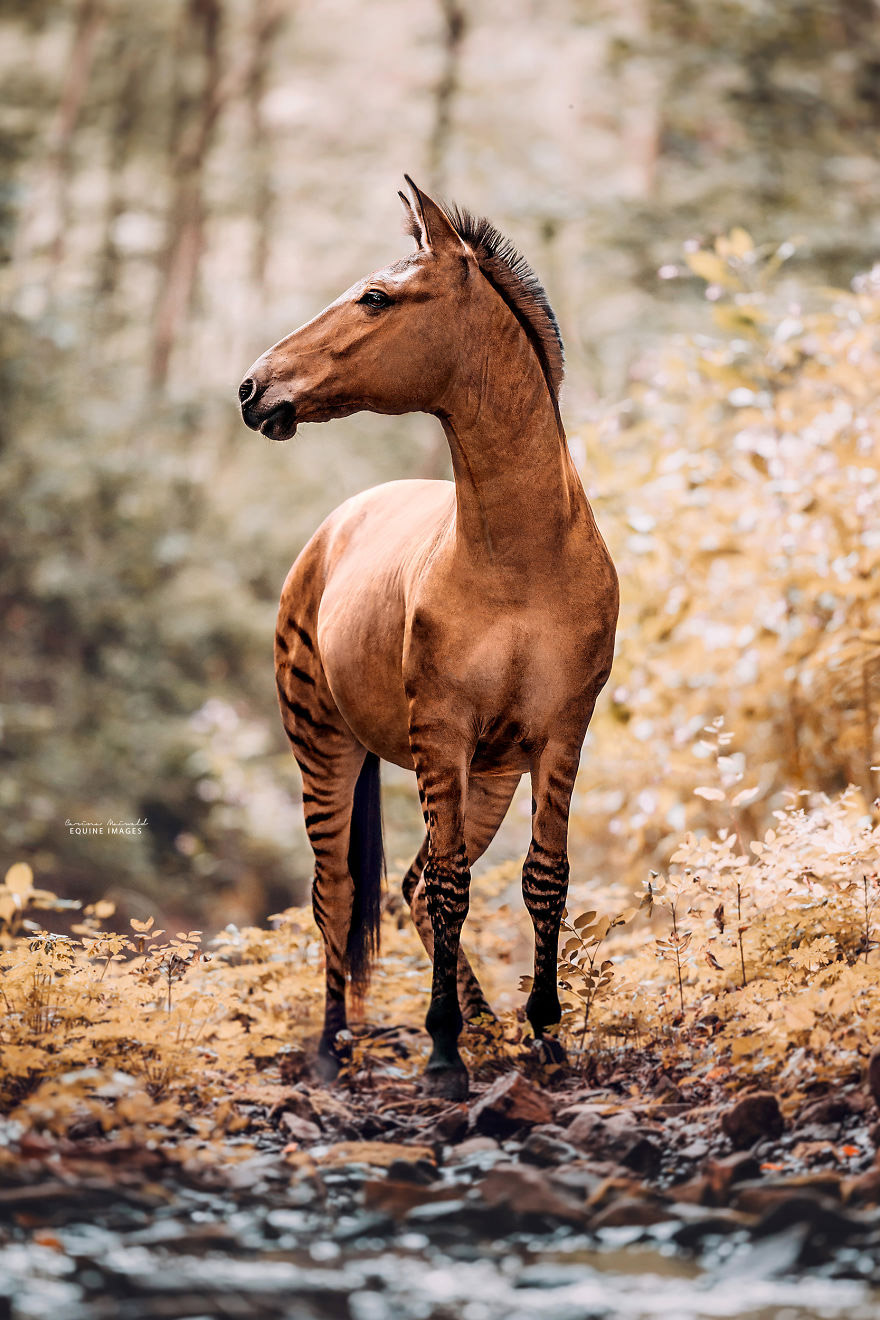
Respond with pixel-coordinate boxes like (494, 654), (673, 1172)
(3, 0), (880, 932)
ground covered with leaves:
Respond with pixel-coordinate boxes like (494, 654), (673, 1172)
(4, 769), (880, 1317)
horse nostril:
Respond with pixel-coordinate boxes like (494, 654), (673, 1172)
(238, 377), (257, 406)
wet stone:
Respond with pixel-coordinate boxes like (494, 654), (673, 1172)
(477, 1163), (587, 1227)
(733, 1172), (843, 1215)
(844, 1163), (880, 1206)
(670, 1207), (751, 1248)
(590, 1195), (674, 1231)
(385, 1157), (439, 1186)
(753, 1194), (868, 1246)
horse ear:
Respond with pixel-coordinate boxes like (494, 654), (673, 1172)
(399, 190), (424, 249)
(403, 175), (465, 256)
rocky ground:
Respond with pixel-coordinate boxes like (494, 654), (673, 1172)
(4, 1044), (880, 1319)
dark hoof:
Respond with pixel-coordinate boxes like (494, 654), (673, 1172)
(532, 1035), (567, 1067)
(316, 1029), (351, 1081)
(314, 1050), (341, 1082)
(421, 1064), (470, 1101)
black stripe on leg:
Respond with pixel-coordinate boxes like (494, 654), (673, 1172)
(304, 808), (338, 829)
(287, 618), (315, 650)
(289, 665), (315, 686)
(275, 632), (289, 654)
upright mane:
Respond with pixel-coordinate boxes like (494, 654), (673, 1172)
(443, 205), (565, 400)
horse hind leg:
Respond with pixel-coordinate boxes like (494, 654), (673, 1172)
(403, 772), (520, 1023)
(277, 633), (382, 1076)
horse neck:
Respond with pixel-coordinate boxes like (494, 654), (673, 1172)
(437, 310), (584, 575)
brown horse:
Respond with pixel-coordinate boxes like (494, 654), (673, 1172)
(239, 178), (618, 1099)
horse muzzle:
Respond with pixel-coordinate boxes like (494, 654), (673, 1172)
(239, 380), (298, 441)
(257, 401), (298, 441)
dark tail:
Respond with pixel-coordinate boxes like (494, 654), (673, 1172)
(346, 751), (385, 993)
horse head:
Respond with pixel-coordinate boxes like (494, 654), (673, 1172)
(239, 177), (477, 441)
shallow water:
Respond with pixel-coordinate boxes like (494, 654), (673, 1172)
(3, 1222), (877, 1320)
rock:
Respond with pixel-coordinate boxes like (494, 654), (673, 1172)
(721, 1092), (784, 1149)
(477, 1163), (587, 1226)
(679, 1138), (710, 1160)
(423, 1105), (468, 1145)
(591, 1195), (673, 1230)
(704, 1152), (761, 1204)
(520, 1127), (580, 1167)
(317, 1140), (435, 1169)
(558, 1101), (608, 1127)
(753, 1194), (865, 1244)
(549, 1166), (608, 1202)
(733, 1173), (843, 1216)
(567, 1110), (662, 1178)
(843, 1164), (880, 1206)
(671, 1175), (711, 1206)
(403, 1196), (508, 1237)
(471, 1072), (554, 1136)
(671, 1207), (750, 1247)
(449, 1135), (498, 1159)
(798, 1094), (852, 1126)
(386, 1157), (439, 1186)
(363, 1178), (460, 1217)
(279, 1112), (322, 1144)
(868, 1047), (880, 1110)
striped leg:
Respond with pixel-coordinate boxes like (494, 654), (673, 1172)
(275, 620), (366, 1075)
(412, 749), (471, 1100)
(523, 745), (580, 1055)
(300, 745), (369, 1073)
(403, 773), (519, 1021)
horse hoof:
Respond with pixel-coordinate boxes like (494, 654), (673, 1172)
(315, 1030), (351, 1081)
(422, 1064), (469, 1101)
(533, 1035), (567, 1067)
(314, 1049), (341, 1082)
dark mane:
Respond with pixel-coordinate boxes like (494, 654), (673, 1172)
(444, 205), (564, 399)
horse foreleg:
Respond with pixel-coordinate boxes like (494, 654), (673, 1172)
(403, 772), (519, 1022)
(412, 753), (471, 1100)
(522, 744), (580, 1059)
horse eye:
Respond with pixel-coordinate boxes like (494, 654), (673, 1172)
(361, 289), (391, 309)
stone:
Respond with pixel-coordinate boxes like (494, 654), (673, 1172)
(704, 1152), (761, 1204)
(423, 1105), (468, 1145)
(477, 1162), (587, 1226)
(385, 1157), (439, 1186)
(671, 1208), (749, 1247)
(798, 1094), (852, 1126)
(733, 1173), (843, 1216)
(567, 1110), (662, 1178)
(868, 1046), (880, 1110)
(279, 1112), (321, 1144)
(843, 1164), (880, 1206)
(449, 1135), (498, 1158)
(720, 1092), (784, 1149)
(520, 1127), (580, 1167)
(470, 1072), (554, 1136)
(753, 1194), (864, 1244)
(363, 1178), (461, 1217)
(590, 1195), (673, 1230)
